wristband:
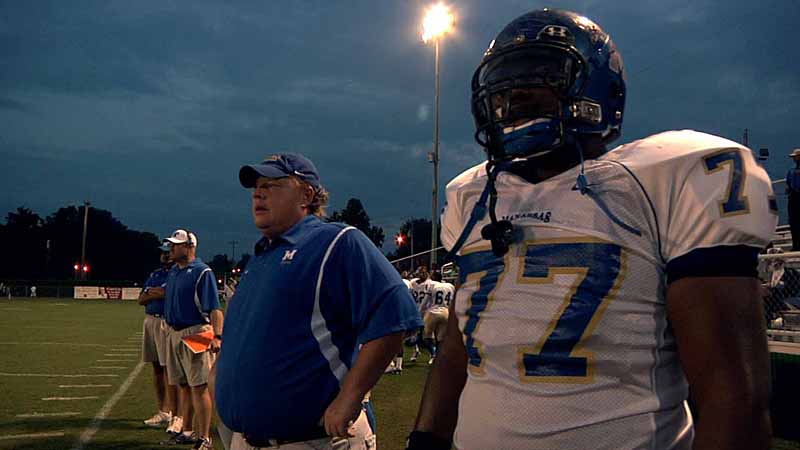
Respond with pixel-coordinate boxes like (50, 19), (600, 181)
(406, 431), (451, 450)
(214, 334), (223, 340)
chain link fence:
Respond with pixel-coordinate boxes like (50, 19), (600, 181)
(0, 284), (75, 298)
(759, 249), (800, 343)
(0, 281), (142, 300)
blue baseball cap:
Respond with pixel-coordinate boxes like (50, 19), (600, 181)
(239, 153), (321, 189)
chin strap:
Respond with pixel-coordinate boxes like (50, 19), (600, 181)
(481, 159), (514, 256)
(574, 138), (591, 195)
(445, 159), (513, 260)
(447, 141), (593, 260)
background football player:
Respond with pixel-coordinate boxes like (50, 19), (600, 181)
(408, 8), (775, 450)
(410, 269), (434, 361)
(419, 271), (455, 365)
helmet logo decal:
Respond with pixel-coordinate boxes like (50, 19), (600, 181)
(538, 25), (572, 41)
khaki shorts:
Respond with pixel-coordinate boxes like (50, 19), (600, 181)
(165, 324), (214, 387)
(142, 315), (168, 365)
(423, 309), (449, 342)
(229, 410), (375, 450)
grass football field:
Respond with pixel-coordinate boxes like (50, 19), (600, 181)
(0, 297), (798, 450)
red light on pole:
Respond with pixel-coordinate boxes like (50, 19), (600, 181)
(73, 264), (80, 271)
(82, 265), (89, 273)
(396, 234), (405, 245)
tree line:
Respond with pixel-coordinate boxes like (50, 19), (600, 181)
(0, 205), (160, 283)
(0, 199), (441, 283)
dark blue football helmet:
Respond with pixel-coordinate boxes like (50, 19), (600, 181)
(471, 8), (626, 161)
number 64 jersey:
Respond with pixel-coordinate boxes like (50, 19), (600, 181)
(440, 130), (777, 450)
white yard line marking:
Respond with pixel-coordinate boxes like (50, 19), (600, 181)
(89, 366), (127, 370)
(0, 372), (119, 378)
(103, 354), (137, 357)
(17, 412), (81, 418)
(59, 385), (112, 388)
(7, 342), (105, 347)
(71, 361), (144, 450)
(96, 359), (134, 362)
(20, 326), (102, 330)
(0, 431), (66, 440)
(42, 396), (99, 401)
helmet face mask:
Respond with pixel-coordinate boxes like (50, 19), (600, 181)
(471, 9), (626, 162)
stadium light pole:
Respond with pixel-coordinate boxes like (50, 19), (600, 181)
(422, 3), (454, 271)
(80, 201), (90, 281)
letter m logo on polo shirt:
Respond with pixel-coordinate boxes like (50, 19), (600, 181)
(282, 249), (298, 263)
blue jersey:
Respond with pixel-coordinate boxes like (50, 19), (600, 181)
(143, 267), (169, 316)
(786, 168), (800, 193)
(164, 258), (220, 329)
(215, 215), (422, 440)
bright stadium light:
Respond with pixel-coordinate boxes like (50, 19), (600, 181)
(396, 234), (406, 246)
(421, 3), (454, 43)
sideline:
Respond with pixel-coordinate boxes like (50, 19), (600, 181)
(16, 412), (80, 418)
(0, 372), (119, 378)
(0, 431), (66, 441)
(60, 385), (112, 388)
(7, 342), (105, 347)
(70, 361), (145, 450)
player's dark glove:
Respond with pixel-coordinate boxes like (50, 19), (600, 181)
(406, 430), (452, 450)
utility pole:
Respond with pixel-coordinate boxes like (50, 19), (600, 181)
(80, 201), (90, 280)
(410, 226), (415, 273)
(743, 128), (749, 147)
(229, 240), (238, 264)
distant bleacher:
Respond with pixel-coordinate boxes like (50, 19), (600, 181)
(772, 224), (793, 252)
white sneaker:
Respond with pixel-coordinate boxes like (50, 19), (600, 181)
(166, 415), (183, 435)
(428, 357), (435, 365)
(410, 350), (420, 362)
(384, 361), (395, 373)
(193, 436), (213, 450)
(144, 411), (171, 427)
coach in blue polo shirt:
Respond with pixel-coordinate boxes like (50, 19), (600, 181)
(162, 229), (222, 450)
(215, 153), (422, 449)
(139, 244), (177, 428)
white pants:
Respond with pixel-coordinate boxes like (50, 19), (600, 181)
(230, 411), (375, 450)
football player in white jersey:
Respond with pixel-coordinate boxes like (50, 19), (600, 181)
(420, 272), (455, 364)
(407, 8), (775, 450)
(410, 272), (434, 361)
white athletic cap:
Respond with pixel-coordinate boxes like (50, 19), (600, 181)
(164, 229), (198, 247)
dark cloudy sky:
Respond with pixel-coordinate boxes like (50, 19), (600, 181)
(2, 0), (798, 259)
